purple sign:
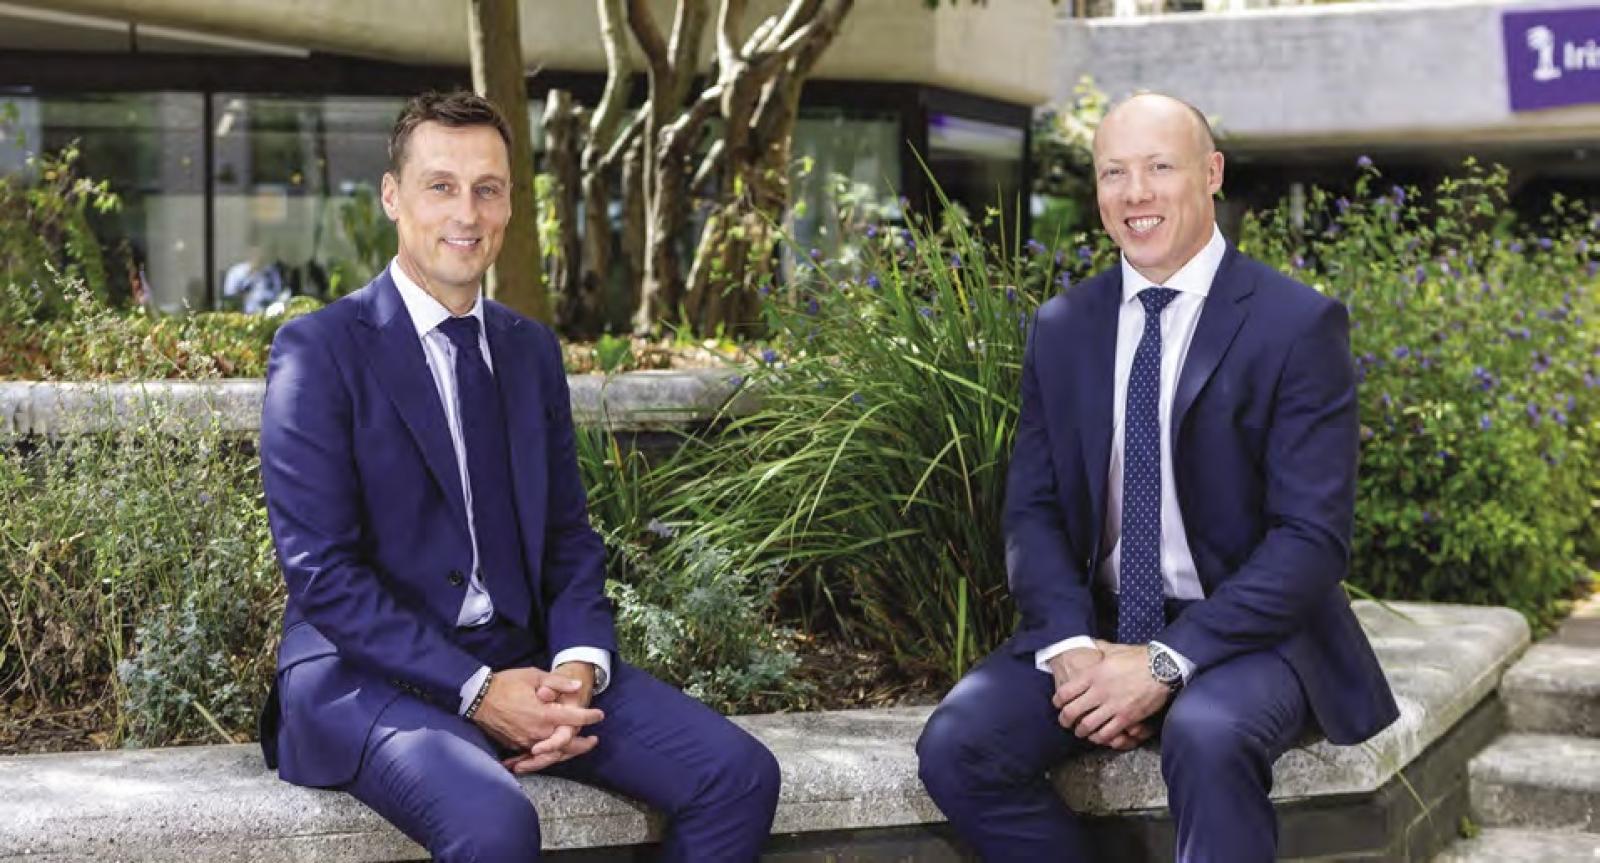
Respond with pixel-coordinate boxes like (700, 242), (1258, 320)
(1503, 7), (1600, 112)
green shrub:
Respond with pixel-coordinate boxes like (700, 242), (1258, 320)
(0, 399), (280, 747)
(0, 104), (121, 314)
(1241, 160), (1599, 626)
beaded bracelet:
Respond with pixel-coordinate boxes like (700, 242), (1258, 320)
(464, 670), (495, 720)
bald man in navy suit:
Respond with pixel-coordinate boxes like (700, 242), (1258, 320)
(916, 94), (1398, 862)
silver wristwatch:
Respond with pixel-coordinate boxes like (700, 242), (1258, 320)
(1147, 643), (1184, 693)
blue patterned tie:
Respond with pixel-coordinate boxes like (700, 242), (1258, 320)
(437, 316), (532, 626)
(1118, 287), (1179, 645)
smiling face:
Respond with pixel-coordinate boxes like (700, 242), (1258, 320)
(1093, 95), (1224, 286)
(380, 120), (510, 309)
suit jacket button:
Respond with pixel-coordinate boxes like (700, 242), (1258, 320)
(448, 570), (465, 587)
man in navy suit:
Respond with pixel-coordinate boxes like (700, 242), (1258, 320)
(916, 93), (1398, 861)
(258, 92), (780, 861)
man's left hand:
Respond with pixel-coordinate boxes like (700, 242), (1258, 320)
(1054, 642), (1172, 747)
(502, 662), (599, 774)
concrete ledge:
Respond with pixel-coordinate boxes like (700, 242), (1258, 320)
(0, 370), (756, 437)
(0, 601), (1529, 862)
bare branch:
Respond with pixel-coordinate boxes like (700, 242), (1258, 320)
(597, 106), (648, 175)
(625, 0), (671, 81)
(692, 139), (726, 191)
(586, 0), (636, 159)
(758, 0), (824, 53)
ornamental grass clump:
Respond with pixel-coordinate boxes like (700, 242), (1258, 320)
(658, 201), (1107, 681)
(1243, 159), (1599, 627)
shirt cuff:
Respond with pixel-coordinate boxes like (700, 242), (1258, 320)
(1034, 635), (1099, 674)
(1150, 640), (1196, 683)
(552, 647), (612, 694)
(457, 665), (491, 716)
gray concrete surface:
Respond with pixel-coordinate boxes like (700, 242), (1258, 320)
(1469, 733), (1600, 832)
(1503, 643), (1600, 737)
(1434, 827), (1600, 862)
(0, 369), (756, 437)
(0, 601), (1528, 861)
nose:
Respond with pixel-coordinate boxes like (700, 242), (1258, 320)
(450, 189), (480, 228)
(1124, 171), (1153, 204)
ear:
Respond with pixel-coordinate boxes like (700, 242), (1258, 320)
(1206, 151), (1225, 197)
(380, 171), (400, 222)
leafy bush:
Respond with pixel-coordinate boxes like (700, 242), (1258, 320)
(0, 400), (281, 748)
(1241, 159), (1598, 626)
(0, 104), (121, 314)
(577, 425), (807, 713)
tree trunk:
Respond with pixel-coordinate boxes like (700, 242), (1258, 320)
(620, 136), (647, 320)
(468, 0), (548, 322)
(544, 91), (589, 334)
(683, 0), (854, 334)
(626, 0), (712, 334)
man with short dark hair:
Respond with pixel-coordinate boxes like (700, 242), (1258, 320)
(258, 91), (780, 861)
(916, 93), (1398, 862)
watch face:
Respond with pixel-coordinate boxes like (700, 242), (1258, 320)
(1151, 649), (1180, 683)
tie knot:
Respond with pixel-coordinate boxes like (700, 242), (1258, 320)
(1137, 287), (1179, 317)
(437, 315), (481, 352)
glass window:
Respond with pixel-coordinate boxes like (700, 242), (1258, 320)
(927, 112), (1025, 229)
(787, 107), (902, 265)
(0, 92), (205, 312)
(211, 94), (403, 310)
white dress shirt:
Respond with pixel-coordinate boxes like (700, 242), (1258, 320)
(389, 260), (611, 712)
(1034, 225), (1228, 682)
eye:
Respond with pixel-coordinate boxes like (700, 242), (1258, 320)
(475, 185), (502, 199)
(1100, 167), (1124, 179)
(1152, 162), (1173, 172)
(429, 182), (451, 194)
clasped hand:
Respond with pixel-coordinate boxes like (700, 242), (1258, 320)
(470, 663), (603, 774)
(1048, 642), (1171, 750)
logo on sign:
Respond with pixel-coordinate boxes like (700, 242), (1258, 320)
(1503, 8), (1600, 112)
(1528, 26), (1562, 81)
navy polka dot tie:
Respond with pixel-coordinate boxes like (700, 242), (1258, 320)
(1118, 287), (1179, 645)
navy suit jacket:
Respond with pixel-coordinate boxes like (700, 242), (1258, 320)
(1005, 246), (1398, 745)
(256, 271), (616, 787)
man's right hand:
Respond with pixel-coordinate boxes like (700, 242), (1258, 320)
(1047, 646), (1151, 751)
(470, 667), (604, 765)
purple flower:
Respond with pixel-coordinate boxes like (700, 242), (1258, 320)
(1381, 393), (1393, 410)
(1510, 241), (1525, 254)
(1005, 286), (1018, 304)
(761, 349), (779, 364)
(1552, 408), (1568, 426)
(1336, 197), (1351, 214)
(1584, 371), (1598, 389)
(1077, 245), (1093, 263)
(198, 491), (213, 506)
(808, 247), (823, 262)
(918, 306), (934, 318)
(866, 274), (881, 290)
(806, 298), (820, 316)
(1054, 250), (1066, 267)
(1534, 353), (1551, 373)
(1392, 185), (1407, 206)
(851, 393), (866, 406)
(1357, 155), (1374, 169)
(1538, 237), (1554, 251)
(1422, 510), (1435, 524)
(1057, 272), (1072, 292)
(1360, 426), (1375, 442)
(729, 375), (745, 388)
(1025, 238), (1046, 256)
(865, 224), (878, 239)
(1480, 414), (1492, 431)
(1393, 346), (1410, 359)
(1413, 265), (1426, 285)
(1527, 402), (1541, 424)
(1587, 261), (1598, 278)
(1292, 254), (1305, 270)
(949, 253), (962, 269)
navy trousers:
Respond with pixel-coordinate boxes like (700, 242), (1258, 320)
(338, 621), (780, 862)
(918, 625), (1309, 863)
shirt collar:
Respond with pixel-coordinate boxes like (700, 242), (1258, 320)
(388, 258), (484, 340)
(1119, 223), (1227, 305)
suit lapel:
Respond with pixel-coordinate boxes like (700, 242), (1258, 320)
(1171, 246), (1254, 451)
(1075, 271), (1122, 553)
(353, 271), (469, 528)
